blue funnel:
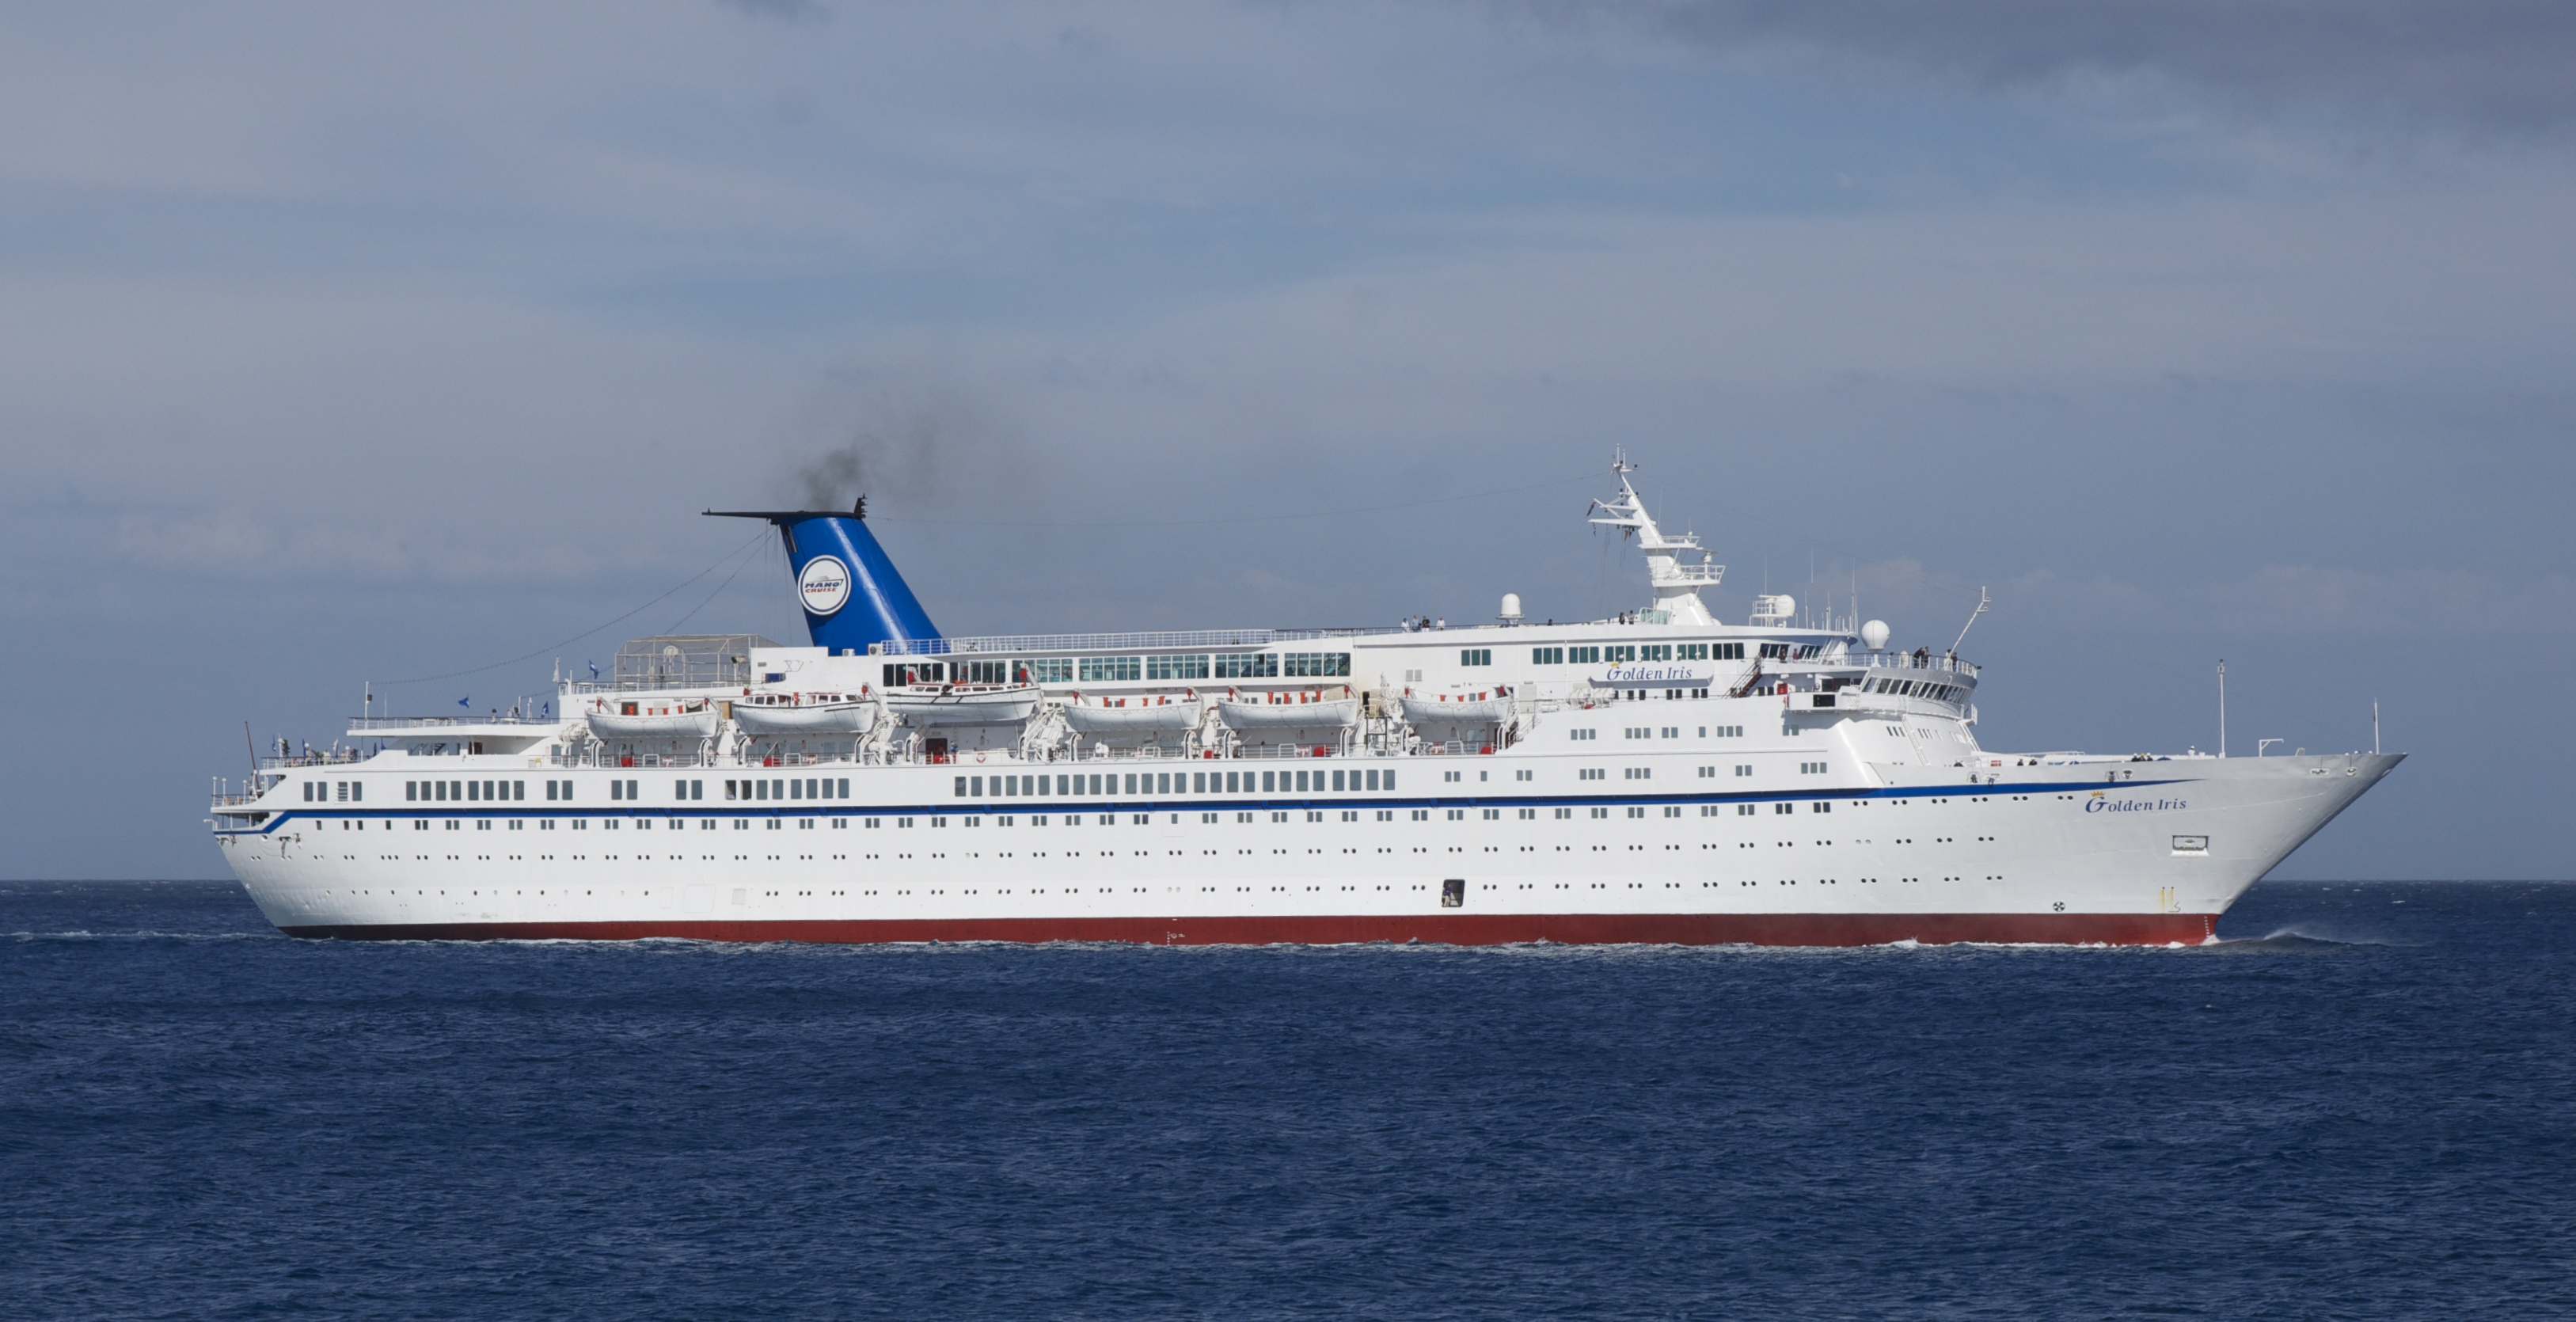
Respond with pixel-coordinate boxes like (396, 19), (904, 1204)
(706, 503), (941, 655)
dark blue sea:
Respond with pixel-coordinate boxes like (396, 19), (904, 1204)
(4, 881), (2571, 1320)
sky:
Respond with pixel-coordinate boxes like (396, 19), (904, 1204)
(3, 0), (2570, 880)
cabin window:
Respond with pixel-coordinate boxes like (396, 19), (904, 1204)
(1569, 645), (1601, 663)
(1079, 656), (1143, 682)
(1605, 645), (1636, 663)
(1570, 728), (1596, 741)
(1149, 654), (1210, 680)
(1736, 765), (1753, 777)
(954, 777), (968, 798)
(1212, 653), (1279, 679)
(1641, 644), (1671, 661)
(1283, 652), (1350, 677)
(959, 659), (1009, 685)
(1677, 644), (1707, 660)
(1624, 768), (1651, 780)
(1460, 648), (1492, 667)
(1775, 803), (1794, 815)
(1024, 659), (1073, 683)
(1532, 647), (1564, 665)
(1812, 801), (1832, 813)
(1759, 643), (1789, 659)
(1801, 762), (1827, 774)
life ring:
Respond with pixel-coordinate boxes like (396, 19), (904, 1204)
(975, 753), (986, 764)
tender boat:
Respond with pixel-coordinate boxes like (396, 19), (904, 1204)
(731, 691), (880, 737)
(1396, 689), (1514, 726)
(886, 683), (1043, 727)
(1218, 689), (1360, 728)
(585, 697), (719, 740)
(1062, 692), (1203, 733)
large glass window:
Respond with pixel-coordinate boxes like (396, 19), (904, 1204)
(1213, 653), (1279, 678)
(1569, 645), (1601, 664)
(1531, 647), (1564, 665)
(1149, 654), (1211, 680)
(1079, 656), (1142, 682)
(1024, 658), (1073, 683)
(1283, 652), (1351, 677)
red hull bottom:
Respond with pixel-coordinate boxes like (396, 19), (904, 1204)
(279, 911), (2221, 947)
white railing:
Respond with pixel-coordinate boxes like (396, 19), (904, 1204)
(348, 716), (561, 731)
(871, 625), (1407, 656)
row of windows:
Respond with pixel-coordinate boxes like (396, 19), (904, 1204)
(1866, 675), (1966, 701)
(314, 797), (1856, 833)
(728, 777), (848, 801)
(1527, 641), (1753, 667)
(305, 781), (365, 802)
(407, 779), (524, 803)
(1580, 724), (1746, 743)
(882, 652), (1358, 687)
(956, 767), (1399, 798)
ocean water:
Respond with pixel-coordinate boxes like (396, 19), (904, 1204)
(3, 881), (2571, 1320)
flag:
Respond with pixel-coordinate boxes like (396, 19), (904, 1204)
(587, 660), (600, 679)
(458, 696), (469, 708)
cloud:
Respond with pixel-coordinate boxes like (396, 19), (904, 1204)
(716, 0), (827, 22)
(1998, 563), (2576, 636)
(1572, 0), (2576, 132)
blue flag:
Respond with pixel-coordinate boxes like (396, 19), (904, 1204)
(458, 696), (469, 708)
(587, 660), (599, 679)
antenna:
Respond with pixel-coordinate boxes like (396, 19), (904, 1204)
(1948, 587), (1989, 657)
(2373, 700), (2380, 755)
(2217, 659), (2227, 758)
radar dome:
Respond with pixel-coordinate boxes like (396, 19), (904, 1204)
(1500, 593), (1523, 621)
(1860, 619), (1890, 650)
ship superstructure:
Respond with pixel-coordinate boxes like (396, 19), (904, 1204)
(211, 458), (2399, 945)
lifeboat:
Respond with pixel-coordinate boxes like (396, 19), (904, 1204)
(731, 691), (879, 737)
(1062, 692), (1203, 733)
(1217, 688), (1360, 729)
(585, 697), (719, 740)
(1397, 688), (1513, 726)
(885, 682), (1043, 727)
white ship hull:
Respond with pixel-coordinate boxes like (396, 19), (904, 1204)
(217, 724), (2399, 946)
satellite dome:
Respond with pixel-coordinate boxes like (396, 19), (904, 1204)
(1860, 619), (1890, 650)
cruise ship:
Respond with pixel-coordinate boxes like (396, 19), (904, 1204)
(211, 457), (2400, 945)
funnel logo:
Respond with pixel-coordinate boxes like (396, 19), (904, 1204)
(797, 555), (852, 617)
